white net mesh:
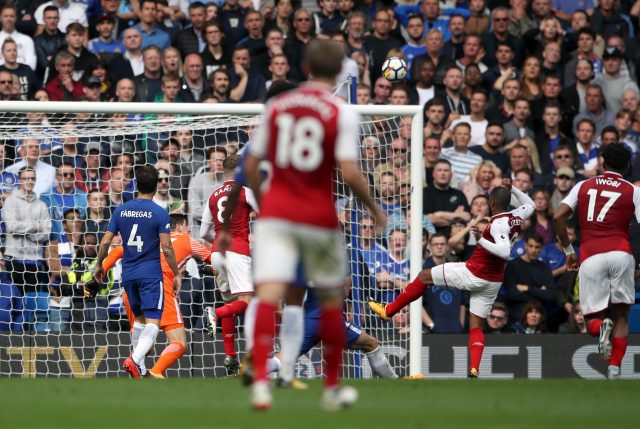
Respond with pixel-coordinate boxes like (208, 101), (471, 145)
(0, 106), (416, 378)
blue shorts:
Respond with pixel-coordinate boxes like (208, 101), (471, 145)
(299, 317), (362, 356)
(122, 278), (164, 320)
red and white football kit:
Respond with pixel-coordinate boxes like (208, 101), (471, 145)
(201, 180), (258, 295)
(429, 186), (535, 318)
(249, 82), (359, 288)
(561, 171), (640, 315)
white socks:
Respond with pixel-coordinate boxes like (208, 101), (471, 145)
(366, 346), (398, 379)
(243, 298), (258, 352)
(132, 324), (159, 365)
(278, 305), (304, 382)
(131, 322), (147, 373)
(267, 356), (281, 374)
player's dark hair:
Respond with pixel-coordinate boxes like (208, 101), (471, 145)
(489, 186), (510, 211)
(169, 213), (188, 229)
(303, 39), (343, 79)
(223, 154), (241, 172)
(266, 80), (298, 101)
(525, 231), (544, 245)
(135, 164), (159, 194)
(601, 142), (631, 174)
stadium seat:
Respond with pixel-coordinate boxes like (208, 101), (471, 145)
(22, 292), (49, 332)
(628, 305), (640, 333)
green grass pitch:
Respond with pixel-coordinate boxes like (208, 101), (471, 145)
(0, 378), (636, 429)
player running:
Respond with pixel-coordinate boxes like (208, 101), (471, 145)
(200, 154), (258, 375)
(100, 214), (211, 379)
(94, 165), (180, 378)
(369, 178), (534, 379)
(244, 39), (386, 410)
(554, 143), (640, 379)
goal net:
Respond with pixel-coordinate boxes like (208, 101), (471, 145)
(0, 101), (423, 378)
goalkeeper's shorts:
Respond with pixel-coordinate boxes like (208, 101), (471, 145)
(123, 274), (183, 332)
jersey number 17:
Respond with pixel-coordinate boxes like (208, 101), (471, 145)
(586, 189), (621, 222)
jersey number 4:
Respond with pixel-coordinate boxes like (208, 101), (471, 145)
(275, 114), (324, 171)
(586, 189), (621, 222)
(127, 223), (144, 252)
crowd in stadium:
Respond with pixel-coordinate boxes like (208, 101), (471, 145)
(0, 0), (639, 335)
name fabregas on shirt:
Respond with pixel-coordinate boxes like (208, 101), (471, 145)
(119, 210), (154, 218)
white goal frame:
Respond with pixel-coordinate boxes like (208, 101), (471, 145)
(1, 101), (424, 377)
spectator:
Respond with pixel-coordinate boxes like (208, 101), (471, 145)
(179, 53), (209, 103)
(376, 171), (401, 217)
(152, 167), (185, 213)
(400, 14), (426, 74)
(465, 0), (488, 36)
(201, 20), (230, 78)
(530, 189), (554, 245)
(6, 139), (56, 196)
(591, 0), (634, 40)
(512, 300), (547, 334)
(482, 42), (519, 95)
(265, 54), (290, 90)
(395, 0), (470, 43)
(414, 58), (435, 106)
(34, 6), (66, 81)
(47, 23), (99, 84)
(344, 10), (366, 56)
(537, 144), (582, 192)
(173, 2), (207, 57)
(370, 77), (391, 105)
(238, 9), (266, 58)
(220, 0), (249, 51)
(0, 5), (37, 71)
(208, 68), (232, 102)
(157, 139), (187, 198)
(484, 301), (512, 334)
(105, 166), (130, 211)
(229, 46), (265, 103)
(549, 167), (576, 213)
(463, 63), (484, 100)
(265, 0), (294, 39)
(75, 142), (109, 192)
(133, 45), (162, 102)
(312, 0), (344, 36)
(436, 65), (469, 121)
(161, 46), (183, 78)
(574, 118), (600, 177)
(0, 39), (38, 101)
(563, 28), (599, 88)
(3, 167), (51, 330)
(251, 27), (286, 81)
(363, 9), (402, 83)
(423, 159), (470, 235)
(34, 0), (88, 34)
(173, 128), (204, 179)
(507, 143), (535, 177)
(540, 41), (562, 81)
(422, 232), (467, 333)
(507, 0), (535, 38)
(485, 77), (520, 125)
(133, 0), (171, 50)
(113, 77), (136, 102)
(84, 189), (109, 242)
(284, 8), (313, 81)
(108, 28), (144, 83)
(411, 29), (451, 86)
(469, 194), (490, 218)
(441, 14), (465, 61)
(503, 97), (535, 145)
(422, 136), (440, 188)
(449, 88), (489, 147)
(482, 7), (525, 69)
(423, 98), (446, 141)
(621, 88), (639, 112)
(594, 46), (640, 114)
(503, 232), (555, 326)
(188, 146), (226, 235)
(87, 0), (130, 40)
(461, 160), (499, 204)
(440, 122), (483, 187)
(573, 84), (616, 135)
(557, 301), (587, 334)
(470, 123), (509, 174)
(519, 56), (542, 101)
(40, 162), (88, 237)
(535, 102), (573, 174)
(87, 14), (125, 64)
(456, 34), (488, 75)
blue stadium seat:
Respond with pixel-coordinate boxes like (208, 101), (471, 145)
(22, 292), (49, 332)
(629, 304), (640, 333)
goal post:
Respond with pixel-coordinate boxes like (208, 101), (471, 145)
(0, 101), (423, 378)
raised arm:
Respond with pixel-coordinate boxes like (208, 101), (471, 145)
(477, 219), (512, 260)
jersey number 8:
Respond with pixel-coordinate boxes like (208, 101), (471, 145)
(275, 114), (324, 171)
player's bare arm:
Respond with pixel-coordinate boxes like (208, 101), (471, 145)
(94, 230), (115, 280)
(340, 159), (387, 231)
(160, 232), (181, 286)
(553, 203), (579, 271)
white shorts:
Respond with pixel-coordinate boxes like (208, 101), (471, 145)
(212, 251), (254, 296)
(430, 262), (501, 319)
(578, 251), (635, 316)
(252, 218), (346, 288)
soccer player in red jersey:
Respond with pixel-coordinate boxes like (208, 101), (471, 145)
(200, 154), (258, 375)
(554, 143), (640, 379)
(243, 39), (386, 410)
(369, 178), (535, 378)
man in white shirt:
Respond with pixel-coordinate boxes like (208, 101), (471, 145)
(0, 5), (36, 70)
(449, 88), (489, 147)
(6, 139), (56, 196)
(34, 0), (88, 34)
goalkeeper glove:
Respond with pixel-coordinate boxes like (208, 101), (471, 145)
(81, 278), (102, 298)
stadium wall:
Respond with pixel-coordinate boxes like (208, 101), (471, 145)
(1, 333), (638, 379)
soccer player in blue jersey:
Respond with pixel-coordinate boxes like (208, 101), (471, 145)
(94, 165), (180, 378)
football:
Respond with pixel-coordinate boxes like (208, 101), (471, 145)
(382, 57), (407, 82)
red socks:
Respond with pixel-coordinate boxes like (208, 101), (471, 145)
(252, 301), (277, 382)
(319, 307), (346, 388)
(385, 277), (426, 317)
(610, 337), (628, 367)
(221, 317), (237, 358)
(587, 319), (603, 337)
(468, 327), (485, 371)
(215, 300), (248, 319)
